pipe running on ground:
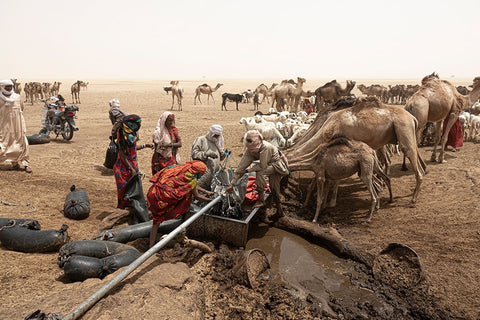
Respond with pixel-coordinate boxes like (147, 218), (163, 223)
(62, 195), (222, 320)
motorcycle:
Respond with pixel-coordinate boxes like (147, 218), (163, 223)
(39, 99), (79, 141)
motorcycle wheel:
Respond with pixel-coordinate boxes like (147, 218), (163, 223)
(62, 122), (74, 141)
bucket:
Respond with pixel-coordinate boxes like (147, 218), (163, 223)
(231, 248), (270, 288)
(373, 242), (425, 289)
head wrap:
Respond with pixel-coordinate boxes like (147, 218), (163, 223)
(152, 111), (179, 160)
(153, 160), (207, 182)
(57, 94), (65, 102)
(109, 98), (120, 108)
(206, 124), (225, 153)
(121, 114), (142, 147)
(244, 130), (263, 153)
(0, 79), (18, 104)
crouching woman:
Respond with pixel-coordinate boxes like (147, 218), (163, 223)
(147, 160), (214, 247)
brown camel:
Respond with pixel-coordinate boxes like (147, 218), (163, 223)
(170, 80), (184, 111)
(50, 81), (61, 96)
(271, 80), (296, 111)
(11, 79), (21, 95)
(405, 74), (480, 163)
(290, 77), (306, 113)
(357, 84), (388, 103)
(254, 83), (277, 104)
(194, 83), (223, 105)
(314, 80), (356, 110)
(71, 80), (85, 104)
(285, 96), (425, 205)
(292, 134), (392, 223)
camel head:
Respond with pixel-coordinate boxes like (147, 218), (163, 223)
(421, 72), (439, 85)
(297, 77), (306, 84)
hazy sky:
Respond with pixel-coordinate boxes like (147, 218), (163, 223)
(3, 0), (479, 80)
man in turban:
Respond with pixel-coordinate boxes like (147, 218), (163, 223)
(191, 124), (227, 189)
(0, 80), (32, 173)
(226, 129), (289, 216)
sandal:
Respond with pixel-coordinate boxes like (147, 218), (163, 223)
(25, 166), (33, 174)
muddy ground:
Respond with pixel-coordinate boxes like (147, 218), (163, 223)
(0, 79), (479, 319)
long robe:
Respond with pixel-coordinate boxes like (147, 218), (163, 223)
(443, 117), (463, 149)
(0, 94), (30, 167)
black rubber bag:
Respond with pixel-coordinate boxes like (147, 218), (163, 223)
(63, 185), (90, 220)
(124, 174), (150, 223)
(103, 139), (118, 169)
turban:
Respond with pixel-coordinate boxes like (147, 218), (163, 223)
(206, 124), (224, 153)
(109, 98), (120, 108)
(0, 79), (18, 103)
(244, 130), (263, 153)
(0, 79), (14, 87)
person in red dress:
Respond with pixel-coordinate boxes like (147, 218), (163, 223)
(147, 160), (214, 247)
(442, 114), (463, 152)
(113, 114), (152, 209)
(151, 111), (182, 175)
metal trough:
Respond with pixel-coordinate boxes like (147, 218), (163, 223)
(186, 194), (268, 247)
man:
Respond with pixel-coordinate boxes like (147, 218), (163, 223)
(191, 124), (226, 189)
(226, 130), (288, 214)
(0, 79), (32, 173)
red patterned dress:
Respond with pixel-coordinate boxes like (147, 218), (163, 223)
(151, 127), (181, 175)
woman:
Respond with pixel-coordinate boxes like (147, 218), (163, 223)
(151, 111), (182, 175)
(148, 160), (214, 247)
(113, 114), (152, 209)
(442, 114), (463, 152)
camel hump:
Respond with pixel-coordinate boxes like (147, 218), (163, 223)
(327, 134), (352, 149)
(354, 96), (382, 108)
(200, 83), (209, 87)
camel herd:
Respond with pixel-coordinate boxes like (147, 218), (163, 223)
(11, 80), (88, 105)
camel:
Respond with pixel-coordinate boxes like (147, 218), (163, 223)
(357, 84), (388, 102)
(194, 83), (223, 105)
(405, 74), (480, 163)
(290, 77), (306, 113)
(271, 80), (296, 111)
(71, 80), (85, 104)
(285, 96), (426, 205)
(80, 81), (89, 90)
(254, 83), (277, 104)
(50, 81), (61, 96)
(314, 80), (356, 110)
(292, 134), (392, 223)
(42, 83), (51, 99)
(11, 79), (21, 95)
(170, 80), (184, 111)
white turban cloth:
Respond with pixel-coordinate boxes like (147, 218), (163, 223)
(244, 129), (263, 153)
(109, 98), (120, 108)
(152, 111), (180, 163)
(206, 124), (225, 154)
(0, 79), (19, 104)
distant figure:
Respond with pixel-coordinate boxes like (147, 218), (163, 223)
(151, 111), (182, 175)
(108, 98), (128, 137)
(0, 79), (32, 173)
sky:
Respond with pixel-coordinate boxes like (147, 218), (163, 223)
(2, 0), (480, 80)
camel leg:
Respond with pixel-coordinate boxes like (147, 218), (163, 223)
(360, 173), (377, 223)
(327, 180), (340, 208)
(438, 113), (458, 163)
(171, 94), (175, 110)
(404, 146), (424, 203)
(303, 178), (316, 207)
(312, 176), (326, 223)
(430, 122), (443, 162)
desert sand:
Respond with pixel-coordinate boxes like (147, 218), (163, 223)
(1, 78), (479, 319)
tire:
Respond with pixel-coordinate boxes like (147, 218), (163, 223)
(27, 133), (50, 145)
(61, 122), (74, 141)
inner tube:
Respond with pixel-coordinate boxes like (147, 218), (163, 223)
(63, 185), (90, 220)
(27, 133), (50, 145)
(0, 218), (40, 229)
(0, 222), (69, 253)
(95, 219), (182, 243)
(58, 240), (141, 281)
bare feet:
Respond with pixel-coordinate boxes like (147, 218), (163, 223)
(25, 166), (32, 174)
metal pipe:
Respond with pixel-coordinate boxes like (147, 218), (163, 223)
(63, 196), (221, 320)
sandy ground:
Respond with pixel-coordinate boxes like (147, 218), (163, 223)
(0, 78), (479, 319)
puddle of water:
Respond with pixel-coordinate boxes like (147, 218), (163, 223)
(246, 224), (388, 315)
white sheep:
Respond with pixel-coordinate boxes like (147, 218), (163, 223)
(469, 114), (480, 141)
(240, 117), (287, 147)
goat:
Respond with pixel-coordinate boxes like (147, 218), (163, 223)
(221, 93), (243, 111)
